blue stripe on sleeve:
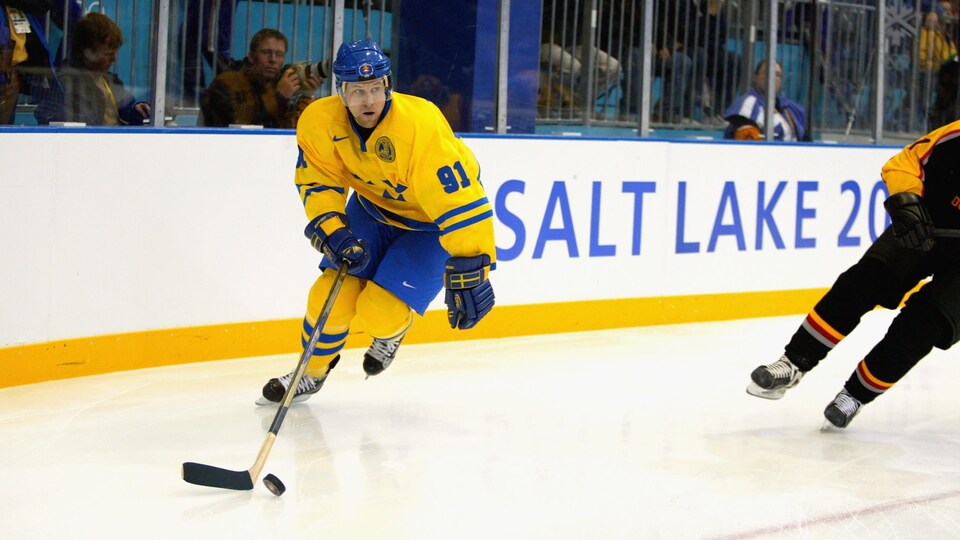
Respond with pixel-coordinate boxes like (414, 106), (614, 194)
(301, 185), (346, 203)
(439, 209), (493, 235)
(435, 197), (491, 227)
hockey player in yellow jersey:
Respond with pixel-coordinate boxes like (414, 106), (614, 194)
(257, 38), (496, 405)
(746, 119), (960, 428)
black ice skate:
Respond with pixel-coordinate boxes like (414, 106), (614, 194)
(255, 355), (339, 406)
(746, 354), (804, 400)
(363, 333), (405, 378)
(823, 388), (863, 428)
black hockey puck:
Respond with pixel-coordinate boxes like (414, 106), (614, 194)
(263, 473), (286, 496)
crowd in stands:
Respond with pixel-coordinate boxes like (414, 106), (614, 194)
(655, 0), (742, 126)
(538, 0), (960, 139)
(2, 1), (959, 136)
(538, 0), (803, 134)
(2, 3), (148, 126)
(0, 2), (325, 128)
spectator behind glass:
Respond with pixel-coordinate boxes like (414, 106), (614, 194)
(693, 0), (740, 120)
(645, 0), (703, 124)
(919, 8), (957, 127)
(939, 0), (958, 40)
(722, 60), (811, 142)
(538, 1), (621, 114)
(199, 28), (324, 128)
(35, 12), (150, 126)
(179, 0), (234, 108)
(928, 57), (959, 129)
(0, 0), (82, 124)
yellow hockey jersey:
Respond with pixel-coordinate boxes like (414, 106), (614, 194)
(295, 92), (496, 264)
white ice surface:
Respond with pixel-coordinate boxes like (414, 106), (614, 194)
(2, 313), (960, 539)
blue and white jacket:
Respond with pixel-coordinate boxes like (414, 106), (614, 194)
(0, 1), (82, 92)
(722, 87), (811, 142)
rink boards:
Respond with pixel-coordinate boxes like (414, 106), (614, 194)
(0, 129), (902, 386)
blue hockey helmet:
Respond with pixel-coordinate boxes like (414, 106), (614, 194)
(333, 39), (391, 85)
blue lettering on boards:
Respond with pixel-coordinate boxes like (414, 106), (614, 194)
(494, 179), (526, 262)
(708, 181), (746, 252)
(796, 181), (818, 248)
(675, 181), (700, 253)
(869, 180), (890, 242)
(838, 180), (862, 247)
(756, 181), (786, 250)
(623, 181), (657, 255)
(533, 181), (578, 259)
(589, 182), (616, 257)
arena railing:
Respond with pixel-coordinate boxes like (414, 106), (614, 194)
(10, 0), (956, 144)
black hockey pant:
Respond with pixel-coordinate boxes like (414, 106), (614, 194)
(783, 228), (960, 404)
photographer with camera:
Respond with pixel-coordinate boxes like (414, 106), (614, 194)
(199, 28), (325, 128)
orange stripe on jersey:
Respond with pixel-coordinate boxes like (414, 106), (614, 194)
(857, 361), (893, 392)
(806, 310), (844, 344)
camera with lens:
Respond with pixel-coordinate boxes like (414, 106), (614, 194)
(282, 59), (329, 95)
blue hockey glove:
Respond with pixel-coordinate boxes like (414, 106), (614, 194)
(884, 192), (935, 252)
(304, 212), (370, 273)
(444, 255), (495, 330)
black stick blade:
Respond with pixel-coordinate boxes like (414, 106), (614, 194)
(182, 462), (254, 491)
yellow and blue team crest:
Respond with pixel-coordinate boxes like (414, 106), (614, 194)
(359, 63), (374, 79)
(376, 136), (396, 163)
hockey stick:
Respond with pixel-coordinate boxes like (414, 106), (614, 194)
(934, 228), (960, 238)
(181, 262), (350, 491)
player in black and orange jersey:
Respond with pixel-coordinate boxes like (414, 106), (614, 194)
(747, 119), (960, 428)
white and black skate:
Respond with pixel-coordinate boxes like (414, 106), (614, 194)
(255, 355), (339, 406)
(823, 388), (863, 428)
(363, 334), (404, 378)
(746, 354), (804, 400)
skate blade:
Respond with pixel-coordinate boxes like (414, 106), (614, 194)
(254, 394), (313, 406)
(745, 382), (786, 400)
(820, 419), (844, 432)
